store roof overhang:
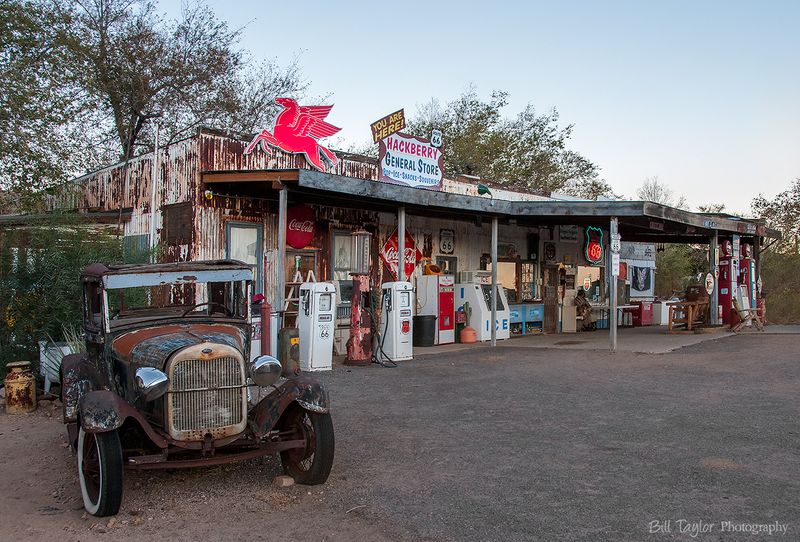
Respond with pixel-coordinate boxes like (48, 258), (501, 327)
(203, 168), (780, 244)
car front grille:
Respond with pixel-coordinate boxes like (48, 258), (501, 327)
(167, 351), (247, 441)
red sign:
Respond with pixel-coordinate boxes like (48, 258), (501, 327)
(380, 229), (423, 280)
(585, 226), (604, 265)
(244, 98), (340, 171)
(286, 205), (316, 249)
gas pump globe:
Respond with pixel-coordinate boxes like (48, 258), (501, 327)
(346, 230), (373, 365)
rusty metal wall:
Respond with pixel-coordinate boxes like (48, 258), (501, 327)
(53, 136), (199, 213)
(198, 131), (380, 181)
(52, 129), (556, 243)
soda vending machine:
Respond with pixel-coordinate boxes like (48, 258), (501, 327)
(379, 282), (414, 362)
(739, 243), (757, 310)
(717, 240), (735, 325)
(297, 282), (336, 371)
(417, 274), (455, 345)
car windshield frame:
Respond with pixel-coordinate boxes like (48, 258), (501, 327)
(100, 268), (253, 331)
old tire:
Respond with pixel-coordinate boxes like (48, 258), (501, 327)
(77, 426), (123, 517)
(279, 407), (334, 485)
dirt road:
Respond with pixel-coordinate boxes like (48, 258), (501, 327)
(1, 334), (798, 541)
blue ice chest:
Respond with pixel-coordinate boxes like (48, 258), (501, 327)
(508, 303), (544, 335)
(526, 304), (544, 322)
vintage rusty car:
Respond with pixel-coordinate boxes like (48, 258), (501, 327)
(60, 260), (333, 516)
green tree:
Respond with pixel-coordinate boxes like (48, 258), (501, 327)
(0, 0), (92, 199)
(750, 179), (800, 323)
(406, 88), (615, 199)
(1, 0), (306, 201)
(52, 0), (306, 160)
(752, 178), (800, 254)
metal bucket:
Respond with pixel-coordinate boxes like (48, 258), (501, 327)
(5, 361), (38, 414)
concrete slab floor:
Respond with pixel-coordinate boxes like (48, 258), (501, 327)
(413, 324), (798, 356)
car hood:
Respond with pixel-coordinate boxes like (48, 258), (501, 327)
(111, 323), (248, 368)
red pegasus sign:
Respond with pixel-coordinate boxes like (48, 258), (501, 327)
(244, 98), (340, 171)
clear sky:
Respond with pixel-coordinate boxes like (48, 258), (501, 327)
(161, 0), (799, 213)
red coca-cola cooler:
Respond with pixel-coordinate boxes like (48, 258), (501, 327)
(632, 301), (653, 326)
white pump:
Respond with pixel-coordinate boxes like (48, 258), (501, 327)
(297, 282), (336, 371)
(379, 281), (414, 362)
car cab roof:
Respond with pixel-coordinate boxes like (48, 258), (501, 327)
(82, 259), (252, 278)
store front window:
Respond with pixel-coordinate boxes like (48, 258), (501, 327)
(225, 221), (263, 293)
(488, 260), (519, 302)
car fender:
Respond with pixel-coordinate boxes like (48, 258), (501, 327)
(78, 390), (168, 449)
(250, 374), (330, 438)
(61, 353), (110, 423)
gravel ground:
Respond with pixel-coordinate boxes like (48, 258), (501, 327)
(1, 334), (798, 541)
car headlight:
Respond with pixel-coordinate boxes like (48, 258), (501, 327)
(250, 355), (282, 387)
(135, 367), (169, 401)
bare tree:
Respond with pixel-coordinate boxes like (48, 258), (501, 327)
(635, 176), (688, 209)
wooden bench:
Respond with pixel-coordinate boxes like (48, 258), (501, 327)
(668, 301), (709, 332)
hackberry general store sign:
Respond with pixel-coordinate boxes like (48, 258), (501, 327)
(379, 132), (444, 190)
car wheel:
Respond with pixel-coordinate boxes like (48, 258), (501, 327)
(279, 407), (334, 485)
(77, 425), (123, 517)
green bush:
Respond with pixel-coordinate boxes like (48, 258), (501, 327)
(654, 244), (708, 298)
(0, 213), (124, 378)
(760, 251), (800, 324)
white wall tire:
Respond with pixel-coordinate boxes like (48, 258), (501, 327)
(77, 426), (123, 516)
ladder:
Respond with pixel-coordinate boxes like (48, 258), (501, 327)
(284, 255), (316, 326)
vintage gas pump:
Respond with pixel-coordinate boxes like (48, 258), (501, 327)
(739, 243), (757, 310)
(298, 282), (336, 371)
(717, 240), (735, 324)
(379, 281), (414, 362)
(346, 230), (373, 365)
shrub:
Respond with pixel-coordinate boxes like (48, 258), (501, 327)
(0, 213), (124, 378)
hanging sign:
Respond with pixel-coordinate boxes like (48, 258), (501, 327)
(380, 229), (423, 280)
(430, 129), (443, 148)
(379, 132), (444, 190)
(370, 109), (405, 143)
(244, 98), (340, 171)
(286, 205), (316, 248)
(585, 226), (605, 265)
(705, 273), (715, 295)
(439, 229), (455, 254)
(559, 225), (580, 243)
(544, 242), (556, 262)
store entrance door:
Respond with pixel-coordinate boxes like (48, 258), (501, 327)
(543, 265), (559, 333)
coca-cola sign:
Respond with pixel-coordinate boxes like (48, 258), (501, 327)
(286, 205), (316, 248)
(380, 229), (422, 280)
